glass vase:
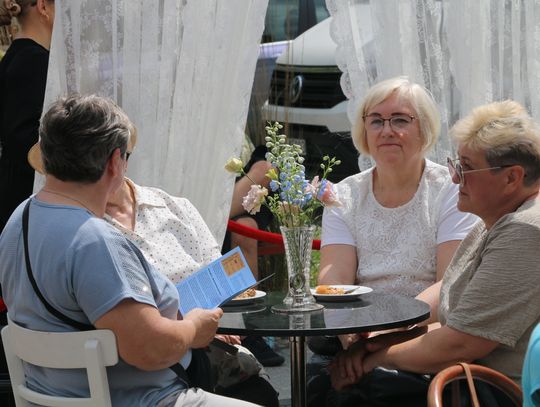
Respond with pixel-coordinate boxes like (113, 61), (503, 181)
(271, 225), (323, 313)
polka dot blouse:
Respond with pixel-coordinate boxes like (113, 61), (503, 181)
(104, 180), (222, 284)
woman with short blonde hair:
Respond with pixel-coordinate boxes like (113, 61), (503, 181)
(319, 77), (477, 334)
(451, 99), (540, 186)
(352, 76), (441, 156)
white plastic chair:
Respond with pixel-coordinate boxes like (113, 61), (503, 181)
(1, 317), (118, 406)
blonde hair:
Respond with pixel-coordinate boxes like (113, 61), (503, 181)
(352, 76), (441, 156)
(0, 0), (36, 26)
(451, 100), (540, 185)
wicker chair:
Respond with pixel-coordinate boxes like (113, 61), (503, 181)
(427, 363), (522, 407)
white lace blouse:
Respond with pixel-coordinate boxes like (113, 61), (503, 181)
(321, 160), (478, 297)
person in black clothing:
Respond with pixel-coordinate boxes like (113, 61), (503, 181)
(0, 1), (54, 404)
(0, 0), (55, 233)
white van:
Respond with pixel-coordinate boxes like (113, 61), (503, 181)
(247, 0), (330, 146)
(261, 17), (358, 181)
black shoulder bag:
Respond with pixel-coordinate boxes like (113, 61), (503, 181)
(21, 200), (213, 390)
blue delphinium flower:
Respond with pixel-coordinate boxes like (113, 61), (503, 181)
(269, 180), (279, 192)
(228, 122), (341, 227)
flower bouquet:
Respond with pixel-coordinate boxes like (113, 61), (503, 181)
(225, 122), (341, 312)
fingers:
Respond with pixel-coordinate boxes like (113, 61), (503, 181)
(338, 334), (349, 350)
(327, 341), (366, 390)
(228, 335), (241, 345)
(329, 359), (356, 391)
(344, 347), (363, 381)
(343, 353), (357, 382)
(338, 333), (358, 350)
(333, 351), (356, 383)
(213, 307), (224, 319)
(215, 334), (241, 345)
(214, 334), (227, 343)
(185, 308), (223, 349)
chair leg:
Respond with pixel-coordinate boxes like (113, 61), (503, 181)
(1, 330), (25, 407)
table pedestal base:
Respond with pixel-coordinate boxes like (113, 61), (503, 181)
(290, 335), (306, 407)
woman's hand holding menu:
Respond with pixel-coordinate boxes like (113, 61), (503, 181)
(184, 308), (224, 349)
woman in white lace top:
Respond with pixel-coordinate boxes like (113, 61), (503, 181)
(319, 77), (478, 301)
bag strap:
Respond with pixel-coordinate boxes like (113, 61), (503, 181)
(458, 362), (480, 407)
(22, 200), (93, 331)
(22, 200), (191, 383)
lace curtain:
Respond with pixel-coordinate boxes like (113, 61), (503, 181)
(444, 1), (540, 117)
(326, 0), (540, 167)
(42, 0), (268, 243)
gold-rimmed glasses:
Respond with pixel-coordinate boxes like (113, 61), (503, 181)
(446, 157), (513, 187)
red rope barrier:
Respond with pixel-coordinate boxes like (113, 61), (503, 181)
(227, 219), (321, 250)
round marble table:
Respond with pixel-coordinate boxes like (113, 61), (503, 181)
(218, 292), (430, 407)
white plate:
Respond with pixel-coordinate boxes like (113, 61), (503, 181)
(311, 285), (372, 302)
(225, 290), (267, 306)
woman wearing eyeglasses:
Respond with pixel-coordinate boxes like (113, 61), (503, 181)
(326, 99), (540, 406)
(318, 77), (477, 331)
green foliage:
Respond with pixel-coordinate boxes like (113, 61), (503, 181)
(258, 221), (322, 290)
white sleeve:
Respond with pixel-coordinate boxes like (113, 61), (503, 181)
(436, 183), (479, 244)
(320, 205), (356, 247)
(175, 198), (222, 259)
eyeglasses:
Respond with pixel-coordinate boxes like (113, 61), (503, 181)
(363, 114), (416, 132)
(447, 157), (513, 186)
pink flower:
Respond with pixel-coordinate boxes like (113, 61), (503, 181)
(242, 185), (268, 214)
(315, 178), (342, 207)
(306, 176), (321, 196)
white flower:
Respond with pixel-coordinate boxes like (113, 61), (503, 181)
(224, 158), (244, 174)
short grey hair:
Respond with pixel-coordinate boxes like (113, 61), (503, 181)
(451, 100), (540, 186)
(351, 76), (441, 156)
(39, 94), (131, 183)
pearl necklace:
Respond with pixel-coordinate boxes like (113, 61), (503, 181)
(41, 189), (96, 217)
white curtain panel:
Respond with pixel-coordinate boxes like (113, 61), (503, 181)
(326, 0), (540, 166)
(43, 0), (268, 243)
(445, 1), (540, 119)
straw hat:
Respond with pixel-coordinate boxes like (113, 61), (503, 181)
(27, 142), (44, 174)
(27, 126), (138, 175)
